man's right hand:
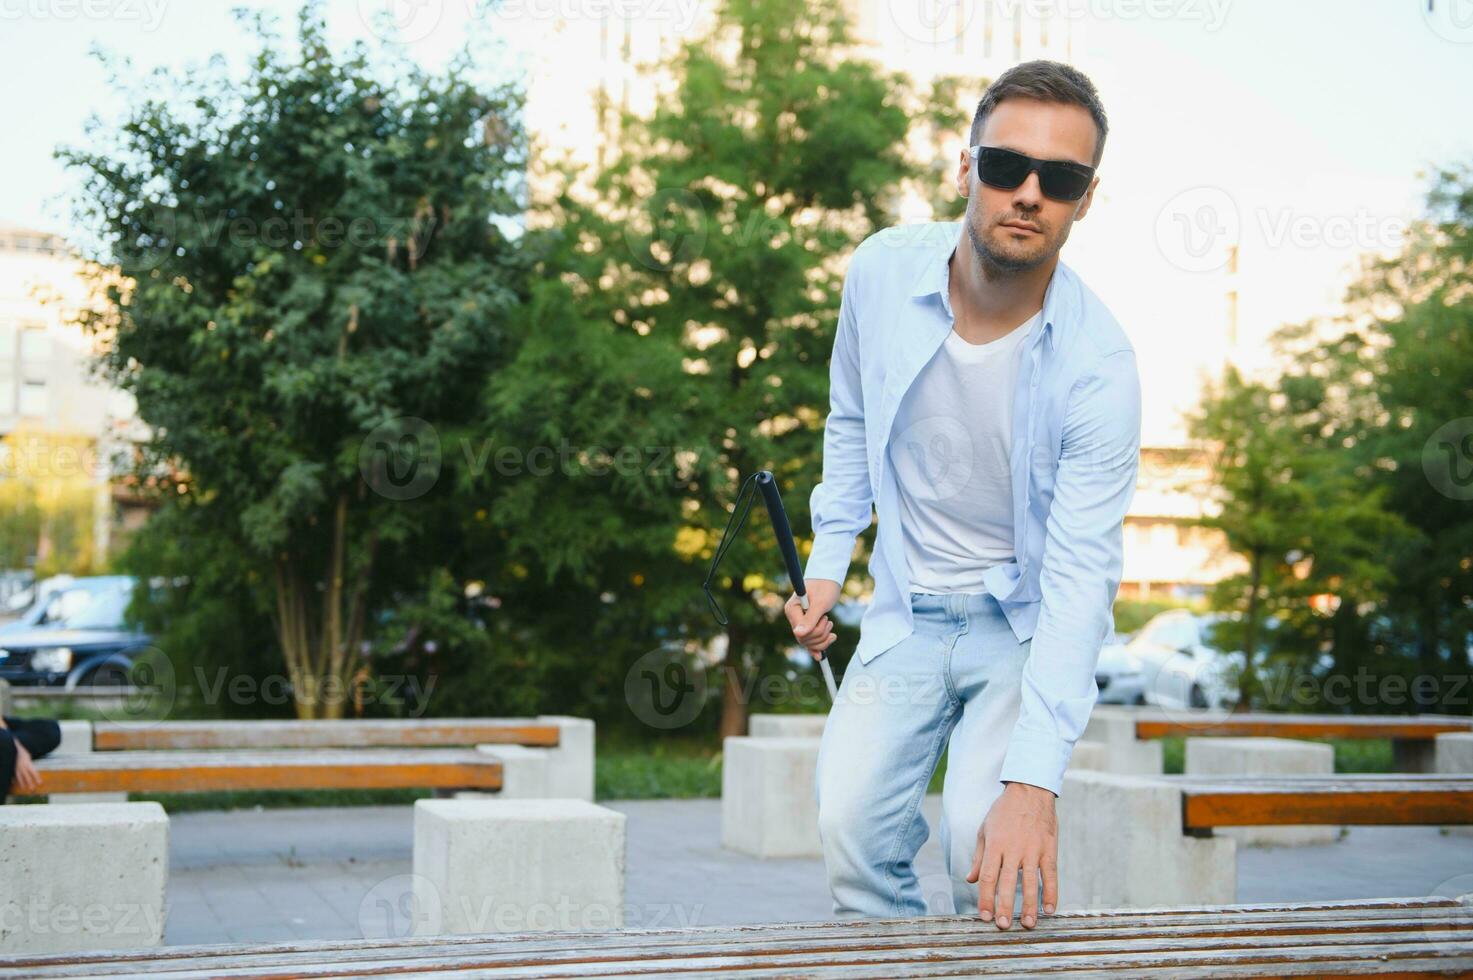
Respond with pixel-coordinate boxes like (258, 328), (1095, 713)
(10, 737), (41, 795)
(784, 579), (842, 661)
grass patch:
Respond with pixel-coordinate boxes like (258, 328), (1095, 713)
(597, 733), (723, 800)
(1159, 734), (1396, 775)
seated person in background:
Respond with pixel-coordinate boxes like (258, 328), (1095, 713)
(1, 715), (62, 801)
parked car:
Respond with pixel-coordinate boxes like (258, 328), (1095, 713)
(0, 575), (151, 687)
(1094, 634), (1147, 705)
(1126, 609), (1241, 711)
(0, 573), (76, 633)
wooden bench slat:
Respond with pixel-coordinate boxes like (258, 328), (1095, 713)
(8, 930), (1472, 979)
(30, 749), (504, 795)
(91, 719), (561, 752)
(4, 898), (1457, 972)
(3, 901), (1467, 978)
(1167, 774), (1473, 828)
(1133, 711), (1473, 741)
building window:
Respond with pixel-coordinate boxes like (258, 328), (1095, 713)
(18, 380), (48, 417)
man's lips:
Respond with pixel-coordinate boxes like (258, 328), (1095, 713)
(1000, 220), (1041, 234)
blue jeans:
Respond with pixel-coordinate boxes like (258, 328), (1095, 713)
(814, 590), (1032, 918)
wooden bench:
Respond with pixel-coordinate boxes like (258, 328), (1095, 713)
(27, 748), (504, 796)
(1131, 710), (1473, 772)
(1166, 773), (1473, 835)
(90, 718), (562, 752)
(0, 896), (1469, 977)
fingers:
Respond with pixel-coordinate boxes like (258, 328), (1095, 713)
(15, 761), (40, 794)
(1020, 858), (1039, 929)
(973, 843), (1001, 922)
(994, 854), (1021, 929)
(1042, 845), (1059, 916)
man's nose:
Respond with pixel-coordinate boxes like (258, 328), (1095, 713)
(1012, 171), (1045, 208)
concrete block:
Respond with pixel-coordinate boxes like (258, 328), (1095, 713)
(413, 798), (625, 934)
(1435, 733), (1473, 838)
(1066, 739), (1108, 771)
(1059, 769), (1235, 911)
(1081, 707), (1163, 774)
(1435, 732), (1473, 774)
(721, 736), (821, 858)
(749, 713), (827, 738)
(47, 720), (127, 805)
(1185, 737), (1340, 847)
(0, 802), (168, 954)
(455, 745), (550, 800)
(535, 715), (595, 801)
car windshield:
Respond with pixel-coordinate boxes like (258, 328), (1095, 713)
(40, 583), (133, 630)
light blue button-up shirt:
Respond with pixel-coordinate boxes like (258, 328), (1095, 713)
(804, 218), (1142, 798)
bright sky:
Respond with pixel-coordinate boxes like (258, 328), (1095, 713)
(2, 0), (1469, 444)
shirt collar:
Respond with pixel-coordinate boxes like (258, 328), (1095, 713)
(908, 218), (1071, 352)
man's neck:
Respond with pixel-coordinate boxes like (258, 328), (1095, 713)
(949, 229), (1056, 345)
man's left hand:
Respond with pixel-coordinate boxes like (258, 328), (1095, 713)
(968, 781), (1058, 929)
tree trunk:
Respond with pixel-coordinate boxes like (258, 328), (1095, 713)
(720, 612), (750, 740)
(270, 492), (375, 720)
(1239, 548), (1264, 708)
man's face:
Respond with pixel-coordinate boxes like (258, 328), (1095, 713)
(957, 97), (1100, 272)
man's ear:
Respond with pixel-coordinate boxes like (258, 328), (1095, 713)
(955, 147), (973, 198)
(1072, 175), (1100, 221)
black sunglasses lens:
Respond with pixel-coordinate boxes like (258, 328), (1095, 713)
(977, 148), (1031, 189)
(1039, 165), (1091, 201)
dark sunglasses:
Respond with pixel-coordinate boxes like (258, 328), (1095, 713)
(968, 145), (1096, 202)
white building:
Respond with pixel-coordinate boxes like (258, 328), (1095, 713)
(0, 223), (139, 572)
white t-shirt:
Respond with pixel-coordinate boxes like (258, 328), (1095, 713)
(888, 309), (1039, 595)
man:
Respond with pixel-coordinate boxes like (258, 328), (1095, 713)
(785, 60), (1140, 930)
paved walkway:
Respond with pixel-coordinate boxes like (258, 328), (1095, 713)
(165, 797), (1473, 945)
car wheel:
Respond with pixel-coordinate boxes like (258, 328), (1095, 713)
(85, 663), (131, 687)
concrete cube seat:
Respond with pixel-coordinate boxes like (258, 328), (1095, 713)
(1058, 769), (1236, 910)
(413, 798), (626, 934)
(1081, 707), (1164, 774)
(721, 735), (822, 858)
(0, 802), (168, 955)
(1185, 736), (1340, 846)
(748, 714), (827, 738)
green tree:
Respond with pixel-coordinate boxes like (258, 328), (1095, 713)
(59, 5), (529, 717)
(1185, 365), (1408, 707)
(471, 0), (967, 737)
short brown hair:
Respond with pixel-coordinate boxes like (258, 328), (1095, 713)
(969, 60), (1108, 168)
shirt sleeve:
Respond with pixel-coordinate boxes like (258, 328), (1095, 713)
(997, 347), (1142, 797)
(803, 259), (874, 585)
